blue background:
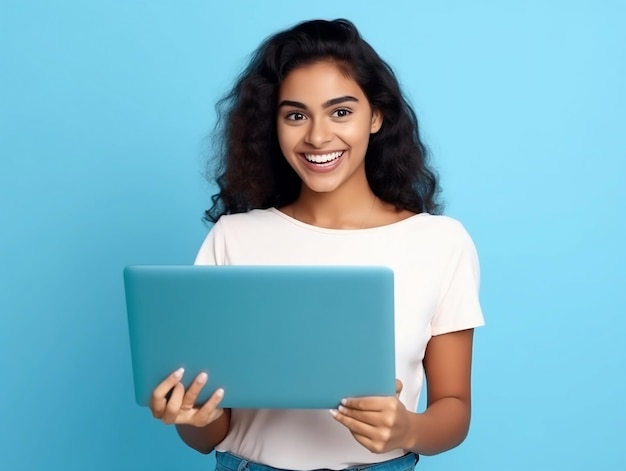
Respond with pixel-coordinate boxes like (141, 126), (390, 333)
(1, 1), (624, 469)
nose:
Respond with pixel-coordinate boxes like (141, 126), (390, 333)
(304, 118), (332, 148)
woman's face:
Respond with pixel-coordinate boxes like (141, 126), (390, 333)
(276, 61), (382, 196)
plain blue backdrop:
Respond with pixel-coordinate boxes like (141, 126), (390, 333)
(1, 1), (624, 469)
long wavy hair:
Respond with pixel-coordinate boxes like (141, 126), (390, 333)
(204, 18), (442, 223)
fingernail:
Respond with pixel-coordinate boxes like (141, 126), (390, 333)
(215, 388), (224, 398)
(329, 409), (338, 417)
(338, 405), (347, 413)
(197, 372), (208, 384)
(341, 398), (347, 406)
(174, 368), (184, 379)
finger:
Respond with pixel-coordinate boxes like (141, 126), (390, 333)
(180, 372), (208, 412)
(330, 408), (379, 437)
(333, 411), (395, 454)
(340, 396), (386, 412)
(337, 405), (394, 428)
(162, 382), (185, 424)
(194, 387), (226, 426)
(395, 379), (403, 398)
(150, 368), (184, 418)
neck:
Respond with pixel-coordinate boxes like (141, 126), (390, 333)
(293, 183), (378, 230)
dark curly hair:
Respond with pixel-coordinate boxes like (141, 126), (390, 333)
(204, 18), (442, 223)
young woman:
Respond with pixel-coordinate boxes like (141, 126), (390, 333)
(149, 19), (484, 471)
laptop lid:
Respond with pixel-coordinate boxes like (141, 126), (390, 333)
(124, 265), (395, 409)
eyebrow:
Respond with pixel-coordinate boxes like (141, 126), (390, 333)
(277, 95), (359, 110)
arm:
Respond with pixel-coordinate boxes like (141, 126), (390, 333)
(404, 328), (474, 455)
(331, 328), (475, 455)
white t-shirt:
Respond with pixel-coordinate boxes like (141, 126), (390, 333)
(194, 208), (484, 470)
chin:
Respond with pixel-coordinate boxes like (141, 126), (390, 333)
(300, 180), (341, 194)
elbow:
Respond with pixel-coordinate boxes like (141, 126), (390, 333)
(196, 445), (215, 455)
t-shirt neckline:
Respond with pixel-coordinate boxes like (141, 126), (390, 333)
(267, 207), (429, 234)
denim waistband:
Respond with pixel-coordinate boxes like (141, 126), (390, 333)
(215, 451), (419, 471)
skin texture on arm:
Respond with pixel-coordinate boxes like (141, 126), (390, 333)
(150, 369), (230, 454)
(406, 328), (474, 455)
(331, 329), (474, 456)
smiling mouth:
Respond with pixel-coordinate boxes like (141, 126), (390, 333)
(303, 151), (344, 164)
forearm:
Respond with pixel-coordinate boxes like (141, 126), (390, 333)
(175, 408), (231, 454)
(403, 397), (470, 456)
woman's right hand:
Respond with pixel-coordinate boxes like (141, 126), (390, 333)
(149, 368), (225, 427)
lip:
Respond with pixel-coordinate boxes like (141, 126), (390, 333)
(298, 150), (345, 173)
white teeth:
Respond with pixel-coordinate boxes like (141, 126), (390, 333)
(304, 151), (343, 163)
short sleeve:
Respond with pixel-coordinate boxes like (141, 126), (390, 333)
(431, 225), (485, 336)
(193, 219), (225, 265)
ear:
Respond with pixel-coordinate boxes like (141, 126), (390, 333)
(370, 109), (383, 134)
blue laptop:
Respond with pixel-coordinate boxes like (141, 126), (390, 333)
(124, 265), (396, 409)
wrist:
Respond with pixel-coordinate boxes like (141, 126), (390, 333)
(402, 410), (423, 452)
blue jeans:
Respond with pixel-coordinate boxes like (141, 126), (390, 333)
(215, 451), (419, 471)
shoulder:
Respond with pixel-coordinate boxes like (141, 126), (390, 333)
(214, 208), (287, 234)
(195, 209), (282, 265)
(210, 208), (297, 243)
(396, 214), (480, 271)
(218, 208), (281, 225)
(402, 213), (474, 245)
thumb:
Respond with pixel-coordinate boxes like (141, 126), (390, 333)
(395, 379), (403, 398)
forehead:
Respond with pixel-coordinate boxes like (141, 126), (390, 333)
(278, 61), (366, 101)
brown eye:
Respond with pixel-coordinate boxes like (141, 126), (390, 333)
(286, 112), (306, 121)
(332, 109), (351, 118)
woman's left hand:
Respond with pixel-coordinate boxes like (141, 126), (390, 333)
(330, 379), (412, 454)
